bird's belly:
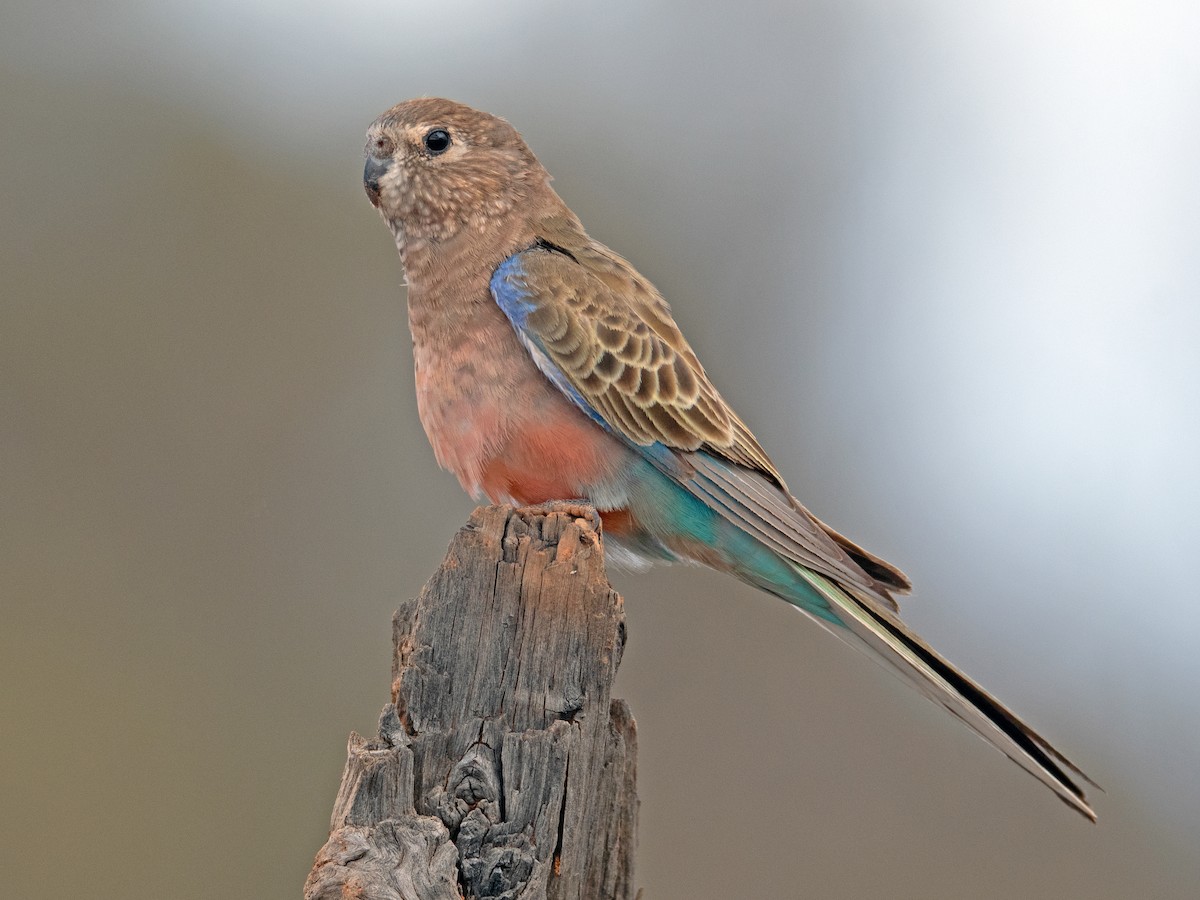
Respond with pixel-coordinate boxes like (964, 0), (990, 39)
(413, 321), (631, 510)
(476, 412), (625, 506)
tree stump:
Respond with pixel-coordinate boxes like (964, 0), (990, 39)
(305, 505), (638, 900)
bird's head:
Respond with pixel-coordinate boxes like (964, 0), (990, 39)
(364, 98), (548, 251)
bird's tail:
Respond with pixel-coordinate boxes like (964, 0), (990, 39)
(785, 567), (1098, 820)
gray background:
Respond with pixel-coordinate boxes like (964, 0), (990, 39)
(3, 1), (1198, 897)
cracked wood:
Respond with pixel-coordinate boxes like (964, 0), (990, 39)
(306, 505), (638, 900)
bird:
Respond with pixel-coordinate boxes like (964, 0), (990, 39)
(362, 97), (1097, 820)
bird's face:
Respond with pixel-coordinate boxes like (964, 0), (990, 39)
(363, 98), (543, 247)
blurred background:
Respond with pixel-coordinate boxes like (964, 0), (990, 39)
(3, 1), (1198, 897)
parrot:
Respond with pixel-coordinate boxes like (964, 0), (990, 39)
(362, 97), (1096, 819)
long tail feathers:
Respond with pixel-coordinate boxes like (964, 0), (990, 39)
(794, 568), (1098, 820)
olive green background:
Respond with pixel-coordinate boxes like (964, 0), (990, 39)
(3, 2), (1198, 897)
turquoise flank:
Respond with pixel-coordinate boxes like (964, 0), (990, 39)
(622, 458), (846, 626)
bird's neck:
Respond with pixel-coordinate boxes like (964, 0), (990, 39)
(399, 186), (579, 313)
(400, 219), (522, 308)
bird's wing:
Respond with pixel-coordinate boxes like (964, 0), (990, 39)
(493, 241), (1098, 821)
(490, 241), (905, 604)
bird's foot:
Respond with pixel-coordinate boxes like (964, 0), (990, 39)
(515, 500), (603, 535)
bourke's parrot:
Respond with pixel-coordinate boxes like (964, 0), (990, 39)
(362, 98), (1096, 819)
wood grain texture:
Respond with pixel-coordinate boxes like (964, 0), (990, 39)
(306, 505), (638, 900)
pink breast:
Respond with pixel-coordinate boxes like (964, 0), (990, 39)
(413, 311), (625, 503)
(411, 288), (632, 526)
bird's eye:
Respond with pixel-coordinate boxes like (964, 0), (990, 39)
(423, 129), (451, 155)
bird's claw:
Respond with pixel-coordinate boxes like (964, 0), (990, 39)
(515, 500), (603, 535)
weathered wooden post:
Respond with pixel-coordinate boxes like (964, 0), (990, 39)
(305, 505), (638, 899)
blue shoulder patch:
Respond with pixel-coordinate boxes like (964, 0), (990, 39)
(489, 254), (538, 329)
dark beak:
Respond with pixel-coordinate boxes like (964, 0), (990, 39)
(363, 154), (392, 207)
